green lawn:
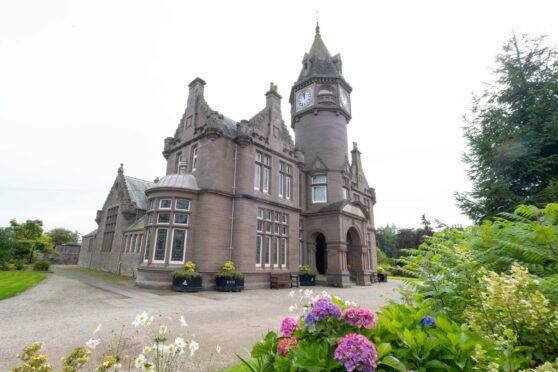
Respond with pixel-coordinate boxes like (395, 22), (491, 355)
(0, 271), (47, 301)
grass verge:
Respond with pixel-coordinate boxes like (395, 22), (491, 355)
(0, 271), (46, 301)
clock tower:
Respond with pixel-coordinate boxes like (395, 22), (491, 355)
(291, 24), (375, 287)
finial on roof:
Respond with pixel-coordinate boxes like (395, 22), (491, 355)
(118, 163), (124, 174)
(315, 9), (320, 35)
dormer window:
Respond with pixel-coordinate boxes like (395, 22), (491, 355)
(312, 175), (327, 203)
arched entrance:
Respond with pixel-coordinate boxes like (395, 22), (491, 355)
(346, 227), (362, 278)
(315, 233), (327, 275)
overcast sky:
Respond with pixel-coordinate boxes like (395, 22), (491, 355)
(1, 0), (557, 236)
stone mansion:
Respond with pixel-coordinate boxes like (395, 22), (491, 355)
(78, 26), (378, 289)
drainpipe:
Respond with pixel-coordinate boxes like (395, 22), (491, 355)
(229, 144), (238, 260)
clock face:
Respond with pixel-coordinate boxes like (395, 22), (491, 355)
(339, 88), (350, 112)
(296, 88), (313, 111)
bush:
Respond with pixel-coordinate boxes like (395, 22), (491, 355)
(33, 260), (50, 271)
(172, 261), (201, 279)
(0, 261), (11, 271)
(298, 264), (317, 277)
(214, 260), (243, 280)
(14, 260), (25, 270)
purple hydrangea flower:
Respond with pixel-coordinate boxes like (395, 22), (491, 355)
(341, 307), (378, 329)
(309, 298), (342, 322)
(304, 311), (316, 326)
(280, 317), (300, 337)
(334, 333), (378, 372)
(420, 315), (436, 327)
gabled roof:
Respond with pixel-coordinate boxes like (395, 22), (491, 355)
(123, 176), (154, 210)
(83, 229), (97, 238)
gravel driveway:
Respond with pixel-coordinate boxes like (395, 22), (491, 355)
(0, 269), (400, 371)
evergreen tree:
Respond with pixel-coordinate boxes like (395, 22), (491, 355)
(456, 33), (558, 223)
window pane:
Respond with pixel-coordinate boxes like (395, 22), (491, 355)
(154, 229), (167, 261)
(160, 199), (172, 208)
(273, 238), (279, 265)
(263, 168), (269, 193)
(176, 199), (190, 210)
(174, 214), (188, 225)
(148, 214), (154, 225)
(257, 221), (263, 232)
(313, 186), (327, 202)
(256, 235), (262, 266)
(264, 237), (271, 265)
(149, 199), (155, 210)
(274, 224), (280, 235)
(265, 223), (272, 233)
(171, 230), (186, 262)
(282, 226), (288, 236)
(281, 239), (287, 266)
(144, 230), (151, 260)
(257, 208), (264, 219)
(312, 175), (327, 184)
(278, 173), (283, 196)
(158, 213), (170, 223)
(286, 176), (291, 199)
(254, 164), (261, 190)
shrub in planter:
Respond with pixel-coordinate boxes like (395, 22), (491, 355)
(215, 261), (244, 292)
(33, 260), (50, 271)
(298, 265), (317, 286)
(377, 266), (388, 282)
(172, 261), (202, 292)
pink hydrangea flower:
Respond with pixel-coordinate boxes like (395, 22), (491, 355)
(334, 333), (377, 372)
(280, 317), (300, 337)
(341, 307), (378, 329)
(277, 337), (298, 356)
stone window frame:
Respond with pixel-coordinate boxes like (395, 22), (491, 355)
(102, 206), (118, 252)
(148, 199), (155, 210)
(191, 145), (199, 171)
(278, 161), (293, 200)
(256, 206), (289, 270)
(175, 199), (190, 211)
(143, 230), (151, 262)
(158, 213), (171, 224)
(170, 228), (187, 264)
(311, 175), (327, 204)
(159, 199), (172, 209)
(152, 227), (168, 263)
(173, 213), (189, 226)
(254, 151), (271, 194)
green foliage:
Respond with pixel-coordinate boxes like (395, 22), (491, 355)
(457, 33), (558, 223)
(33, 260), (50, 271)
(373, 301), (497, 371)
(0, 227), (16, 264)
(14, 260), (25, 270)
(5, 219), (54, 263)
(376, 224), (398, 258)
(0, 261), (11, 271)
(46, 228), (80, 246)
(172, 261), (201, 279)
(215, 260), (244, 279)
(298, 264), (317, 277)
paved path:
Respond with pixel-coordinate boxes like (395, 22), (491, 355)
(0, 269), (400, 371)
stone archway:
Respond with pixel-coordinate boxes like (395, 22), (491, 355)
(346, 227), (361, 277)
(315, 233), (327, 275)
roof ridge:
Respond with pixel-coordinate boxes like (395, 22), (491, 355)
(124, 175), (154, 184)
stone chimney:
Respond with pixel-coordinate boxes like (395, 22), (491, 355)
(351, 142), (362, 185)
(188, 77), (206, 98)
(265, 82), (282, 108)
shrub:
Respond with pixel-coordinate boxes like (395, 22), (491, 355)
(33, 260), (50, 271)
(14, 260), (25, 270)
(172, 261), (201, 279)
(298, 264), (317, 277)
(0, 261), (11, 271)
(214, 260), (243, 280)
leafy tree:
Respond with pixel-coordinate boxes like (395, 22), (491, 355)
(9, 219), (53, 263)
(0, 227), (16, 263)
(456, 33), (558, 223)
(375, 224), (397, 258)
(47, 227), (80, 246)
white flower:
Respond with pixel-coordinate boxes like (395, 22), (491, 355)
(174, 337), (186, 348)
(289, 290), (295, 297)
(189, 340), (199, 356)
(135, 354), (147, 369)
(133, 312), (149, 327)
(304, 289), (313, 298)
(179, 315), (188, 327)
(158, 325), (168, 335)
(288, 305), (295, 312)
(147, 316), (154, 326)
(142, 346), (151, 354)
(85, 338), (100, 350)
(153, 343), (164, 353)
(163, 344), (176, 354)
(298, 289), (303, 293)
(93, 324), (102, 334)
(216, 345), (221, 353)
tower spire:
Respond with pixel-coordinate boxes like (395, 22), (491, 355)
(315, 10), (320, 35)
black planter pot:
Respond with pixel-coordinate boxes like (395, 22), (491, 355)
(172, 276), (202, 292)
(215, 277), (244, 292)
(299, 274), (316, 286)
(378, 273), (388, 282)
